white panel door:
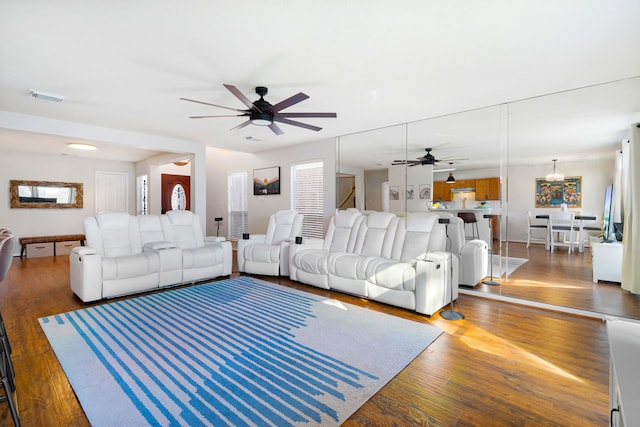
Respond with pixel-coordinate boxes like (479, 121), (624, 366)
(96, 171), (128, 213)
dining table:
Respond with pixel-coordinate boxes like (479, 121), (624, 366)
(535, 214), (598, 252)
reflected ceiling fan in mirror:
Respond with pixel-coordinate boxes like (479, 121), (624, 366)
(391, 148), (467, 167)
(180, 84), (337, 135)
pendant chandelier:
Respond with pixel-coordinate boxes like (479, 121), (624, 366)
(545, 159), (564, 182)
(445, 163), (456, 183)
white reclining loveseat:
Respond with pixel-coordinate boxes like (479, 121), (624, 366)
(289, 210), (459, 316)
(70, 211), (232, 302)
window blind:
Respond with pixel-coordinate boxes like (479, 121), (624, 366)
(291, 161), (324, 239)
(228, 171), (248, 239)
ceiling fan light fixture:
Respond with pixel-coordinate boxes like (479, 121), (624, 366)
(250, 111), (273, 126)
(545, 159), (564, 181)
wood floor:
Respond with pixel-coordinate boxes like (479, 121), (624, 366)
(0, 247), (619, 426)
(471, 241), (640, 320)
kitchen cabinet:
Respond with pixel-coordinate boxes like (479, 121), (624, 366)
(475, 177), (500, 201)
(433, 181), (452, 201)
(452, 179), (474, 189)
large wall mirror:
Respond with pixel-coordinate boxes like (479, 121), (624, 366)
(10, 179), (83, 209)
(337, 76), (640, 319)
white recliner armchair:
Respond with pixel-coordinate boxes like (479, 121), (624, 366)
(160, 210), (232, 282)
(237, 210), (304, 276)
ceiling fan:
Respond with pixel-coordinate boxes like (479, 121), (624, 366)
(180, 84), (337, 136)
(391, 148), (467, 167)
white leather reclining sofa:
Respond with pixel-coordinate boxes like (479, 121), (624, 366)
(289, 210), (459, 316)
(70, 211), (232, 302)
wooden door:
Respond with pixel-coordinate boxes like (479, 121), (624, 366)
(161, 174), (190, 213)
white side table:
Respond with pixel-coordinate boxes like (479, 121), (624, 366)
(592, 242), (623, 283)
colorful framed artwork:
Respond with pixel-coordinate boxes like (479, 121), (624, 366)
(535, 176), (582, 208)
(253, 166), (280, 195)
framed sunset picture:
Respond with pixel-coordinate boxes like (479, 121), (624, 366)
(253, 166), (280, 195)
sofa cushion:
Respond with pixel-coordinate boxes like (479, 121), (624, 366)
(265, 210), (303, 245)
(327, 252), (372, 280)
(182, 246), (225, 269)
(392, 213), (438, 262)
(293, 250), (331, 275)
(353, 212), (398, 258)
(89, 212), (142, 257)
(138, 215), (166, 245)
(325, 210), (363, 252)
(243, 244), (280, 264)
(102, 253), (160, 281)
(365, 258), (417, 291)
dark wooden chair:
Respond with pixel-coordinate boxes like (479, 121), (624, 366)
(458, 212), (479, 240)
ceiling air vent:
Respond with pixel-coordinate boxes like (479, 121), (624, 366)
(27, 89), (64, 102)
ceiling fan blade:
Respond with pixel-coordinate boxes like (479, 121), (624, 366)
(273, 117), (322, 132)
(276, 112), (337, 118)
(268, 92), (309, 113)
(189, 114), (247, 119)
(392, 160), (420, 165)
(223, 84), (257, 111)
(268, 122), (284, 136)
(230, 120), (252, 132)
(439, 157), (469, 162)
(179, 97), (247, 113)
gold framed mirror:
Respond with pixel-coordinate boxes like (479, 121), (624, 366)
(10, 180), (83, 209)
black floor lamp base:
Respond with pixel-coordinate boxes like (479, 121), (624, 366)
(441, 309), (465, 320)
(483, 279), (500, 286)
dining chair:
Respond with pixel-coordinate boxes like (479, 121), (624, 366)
(526, 211), (548, 248)
(549, 211), (576, 253)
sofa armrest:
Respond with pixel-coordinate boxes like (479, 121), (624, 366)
(293, 237), (324, 248)
(143, 241), (177, 250)
(205, 236), (226, 243)
(71, 246), (97, 256)
(69, 247), (103, 302)
(288, 238), (326, 280)
(205, 240), (232, 276)
(414, 252), (459, 316)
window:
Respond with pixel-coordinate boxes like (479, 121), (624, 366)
(228, 171), (248, 239)
(136, 175), (148, 215)
(291, 161), (324, 239)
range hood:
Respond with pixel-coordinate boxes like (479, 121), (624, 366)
(451, 187), (475, 193)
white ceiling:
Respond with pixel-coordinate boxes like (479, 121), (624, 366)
(1, 1), (639, 168)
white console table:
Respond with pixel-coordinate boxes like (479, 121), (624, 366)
(607, 318), (640, 426)
(592, 242), (623, 283)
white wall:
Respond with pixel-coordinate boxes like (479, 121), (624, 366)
(206, 138), (336, 238)
(0, 111), (208, 224)
(0, 150), (135, 242)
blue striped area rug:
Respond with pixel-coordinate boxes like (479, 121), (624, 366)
(40, 277), (442, 426)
